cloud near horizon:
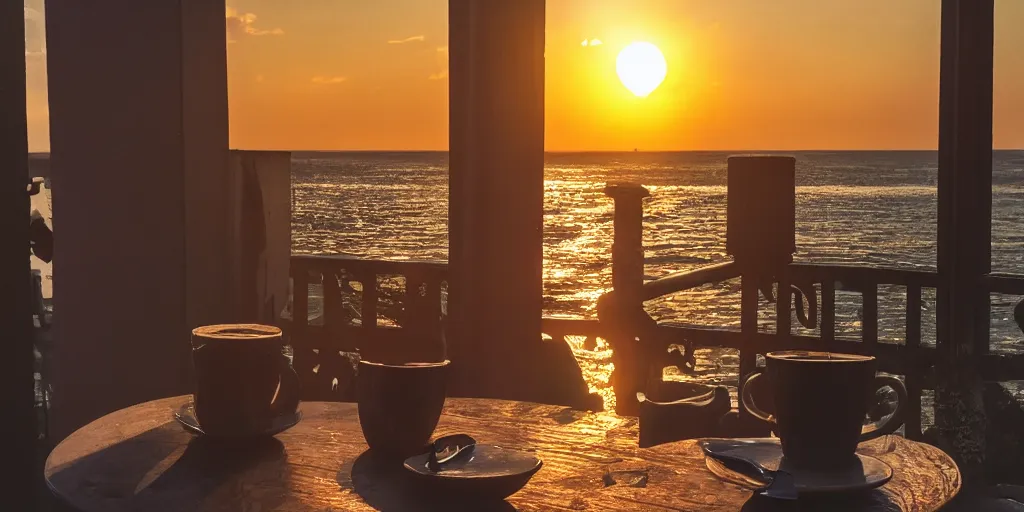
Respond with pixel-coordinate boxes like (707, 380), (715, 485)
(312, 76), (347, 85)
(388, 35), (425, 44)
(226, 7), (284, 43)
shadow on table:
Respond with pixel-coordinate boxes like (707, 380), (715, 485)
(48, 423), (288, 511)
(740, 490), (902, 512)
(343, 450), (517, 512)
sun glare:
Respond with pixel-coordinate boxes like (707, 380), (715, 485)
(616, 42), (667, 98)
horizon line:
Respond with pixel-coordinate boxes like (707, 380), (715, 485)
(27, 147), (1024, 156)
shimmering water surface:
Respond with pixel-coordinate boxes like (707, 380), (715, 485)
(291, 151), (1024, 408)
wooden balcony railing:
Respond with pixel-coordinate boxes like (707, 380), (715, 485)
(286, 185), (1024, 427)
(288, 255), (607, 407)
(630, 262), (939, 439)
(600, 182), (1024, 440)
(287, 255), (448, 401)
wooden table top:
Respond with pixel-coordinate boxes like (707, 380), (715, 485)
(45, 396), (960, 512)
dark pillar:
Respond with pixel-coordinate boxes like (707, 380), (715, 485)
(449, 0), (591, 406)
(935, 0), (993, 489)
(0, 0), (36, 507)
(46, 0), (231, 438)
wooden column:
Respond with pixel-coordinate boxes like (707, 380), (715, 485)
(935, 0), (993, 488)
(727, 156), (795, 417)
(1, 0), (37, 507)
(448, 0), (542, 395)
(603, 183), (650, 415)
(46, 0), (231, 439)
(448, 0), (592, 407)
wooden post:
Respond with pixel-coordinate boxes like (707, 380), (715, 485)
(727, 156), (796, 417)
(448, 0), (593, 408)
(607, 184), (649, 308)
(1, 0), (37, 507)
(603, 183), (650, 415)
(46, 0), (231, 439)
(726, 156), (796, 270)
(935, 0), (993, 488)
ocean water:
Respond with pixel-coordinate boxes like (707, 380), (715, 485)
(291, 150), (1024, 407)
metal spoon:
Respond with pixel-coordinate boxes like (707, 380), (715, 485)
(427, 434), (477, 472)
(707, 451), (798, 501)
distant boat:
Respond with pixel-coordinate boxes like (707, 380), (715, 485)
(634, 148), (638, 152)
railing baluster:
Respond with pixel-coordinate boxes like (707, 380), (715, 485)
(905, 284), (923, 439)
(822, 279), (835, 342)
(362, 272), (378, 330)
(739, 276), (758, 415)
(404, 271), (422, 329)
(777, 271), (791, 337)
(863, 285), (878, 345)
(322, 271), (341, 328)
(293, 269), (309, 333)
(290, 266), (318, 398)
(425, 278), (442, 330)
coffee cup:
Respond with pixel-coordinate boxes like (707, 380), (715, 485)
(191, 324), (300, 436)
(740, 351), (907, 469)
(356, 360), (450, 460)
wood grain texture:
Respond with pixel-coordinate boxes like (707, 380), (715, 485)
(46, 396), (959, 512)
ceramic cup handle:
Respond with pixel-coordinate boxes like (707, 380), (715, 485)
(859, 375), (908, 441)
(740, 369), (776, 428)
(270, 354), (301, 417)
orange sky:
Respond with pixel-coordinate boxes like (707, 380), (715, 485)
(23, 0), (1024, 151)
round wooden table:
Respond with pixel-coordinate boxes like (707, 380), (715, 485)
(46, 396), (960, 511)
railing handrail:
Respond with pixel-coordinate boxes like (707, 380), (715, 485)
(642, 261), (941, 304)
(292, 253), (448, 276)
(983, 273), (1024, 295)
(788, 263), (940, 287)
(643, 262), (739, 301)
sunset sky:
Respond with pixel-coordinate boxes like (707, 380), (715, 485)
(23, 0), (1024, 152)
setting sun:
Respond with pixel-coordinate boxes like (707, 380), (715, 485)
(616, 42), (667, 98)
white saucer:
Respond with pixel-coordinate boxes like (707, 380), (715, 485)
(700, 438), (893, 495)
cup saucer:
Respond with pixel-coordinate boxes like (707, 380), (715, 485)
(403, 444), (543, 501)
(700, 438), (893, 495)
(173, 403), (302, 440)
